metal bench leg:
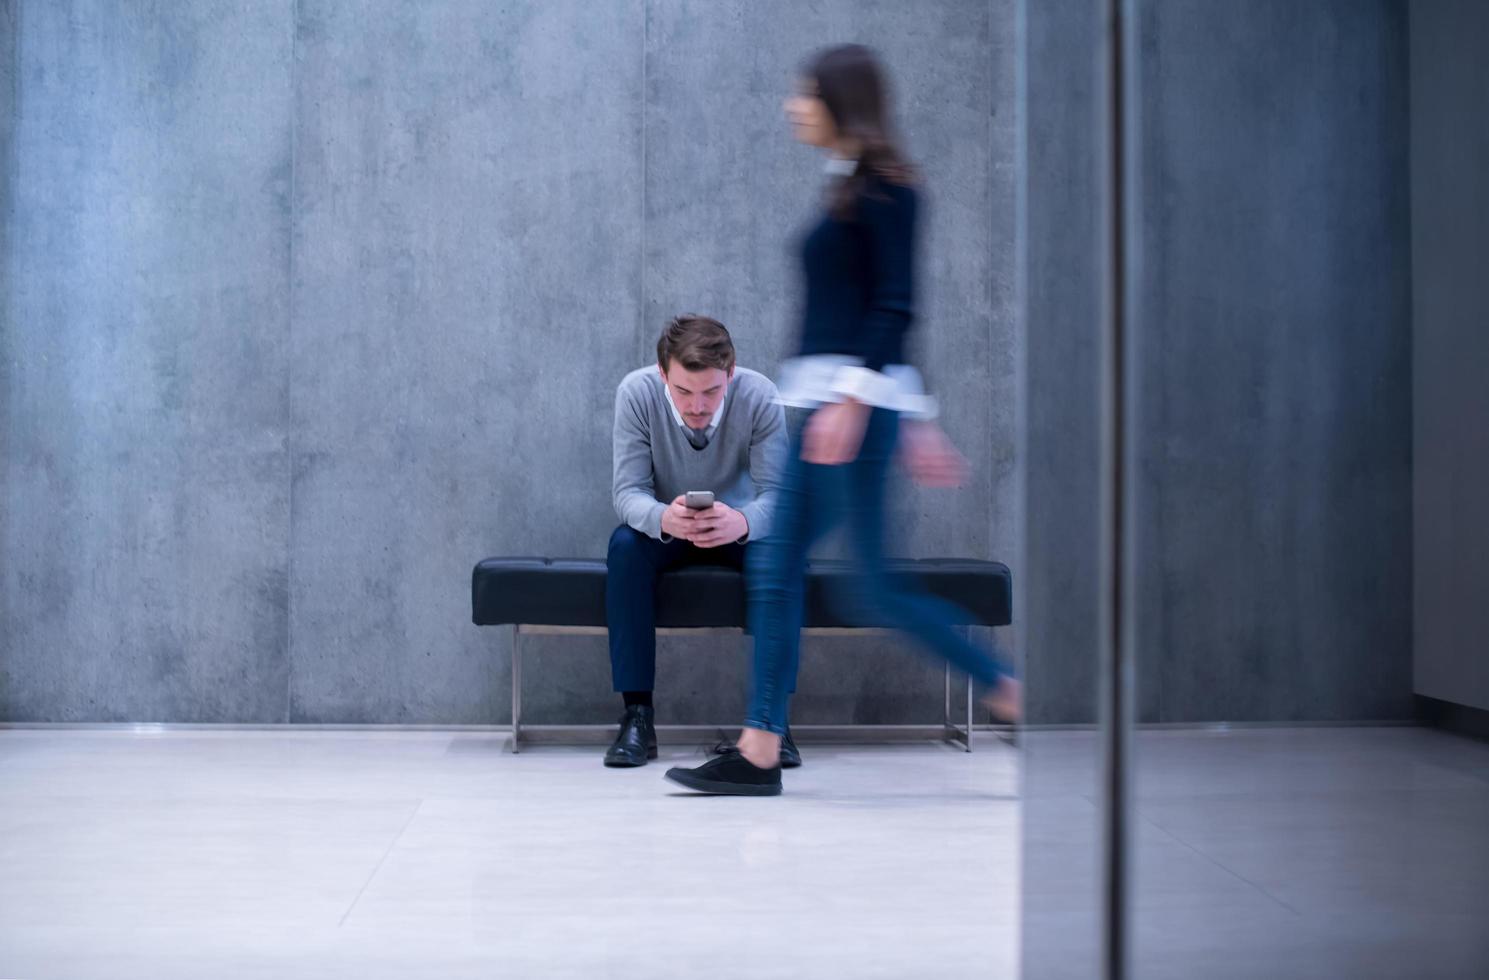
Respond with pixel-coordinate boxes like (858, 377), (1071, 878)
(944, 659), (972, 753)
(965, 665), (975, 753)
(511, 625), (522, 754)
(944, 660), (952, 734)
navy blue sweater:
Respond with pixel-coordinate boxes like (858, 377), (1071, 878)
(795, 177), (918, 373)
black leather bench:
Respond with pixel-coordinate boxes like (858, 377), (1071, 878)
(471, 557), (1012, 751)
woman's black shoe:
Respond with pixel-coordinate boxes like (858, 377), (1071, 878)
(665, 751), (782, 796)
(779, 728), (802, 768)
(710, 726), (803, 769)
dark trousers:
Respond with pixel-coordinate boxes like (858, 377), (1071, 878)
(605, 525), (748, 692)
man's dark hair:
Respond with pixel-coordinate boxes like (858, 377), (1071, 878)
(656, 314), (736, 373)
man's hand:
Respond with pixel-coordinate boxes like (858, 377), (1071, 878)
(802, 399), (872, 466)
(660, 496), (700, 541)
(690, 501), (749, 548)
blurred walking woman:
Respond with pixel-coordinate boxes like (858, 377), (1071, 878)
(667, 44), (1021, 796)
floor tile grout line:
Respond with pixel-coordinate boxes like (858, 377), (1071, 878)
(1136, 810), (1304, 917)
(338, 798), (424, 928)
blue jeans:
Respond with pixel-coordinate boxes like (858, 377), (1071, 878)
(605, 525), (748, 692)
(743, 408), (1011, 736)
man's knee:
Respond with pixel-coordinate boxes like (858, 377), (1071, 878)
(607, 525), (651, 569)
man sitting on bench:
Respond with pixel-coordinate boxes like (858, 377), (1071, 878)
(606, 315), (799, 768)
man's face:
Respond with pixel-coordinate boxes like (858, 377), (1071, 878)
(659, 362), (732, 428)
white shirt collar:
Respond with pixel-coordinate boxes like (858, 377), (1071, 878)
(663, 381), (727, 436)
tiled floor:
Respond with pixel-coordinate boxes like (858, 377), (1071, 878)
(0, 729), (1021, 980)
(1023, 726), (1489, 980)
(4, 726), (1486, 979)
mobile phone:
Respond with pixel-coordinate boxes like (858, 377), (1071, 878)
(685, 490), (715, 510)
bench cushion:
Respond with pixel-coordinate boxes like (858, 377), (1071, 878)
(471, 557), (1012, 629)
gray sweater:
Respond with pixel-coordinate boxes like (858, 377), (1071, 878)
(612, 366), (787, 541)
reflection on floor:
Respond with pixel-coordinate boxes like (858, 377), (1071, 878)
(1024, 726), (1489, 980)
(0, 729), (1021, 980)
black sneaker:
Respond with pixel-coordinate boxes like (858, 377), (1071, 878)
(711, 726), (803, 769)
(665, 751), (782, 796)
(780, 727), (802, 769)
(603, 705), (658, 768)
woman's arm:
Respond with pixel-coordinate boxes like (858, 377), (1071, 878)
(829, 183), (919, 408)
(855, 183), (918, 375)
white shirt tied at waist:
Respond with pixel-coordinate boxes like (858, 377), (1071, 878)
(774, 355), (939, 421)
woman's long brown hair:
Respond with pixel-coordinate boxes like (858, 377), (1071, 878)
(805, 44), (918, 220)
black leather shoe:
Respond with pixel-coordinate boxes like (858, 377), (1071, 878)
(710, 726), (803, 769)
(604, 705), (658, 768)
(780, 727), (802, 769)
(665, 751), (782, 796)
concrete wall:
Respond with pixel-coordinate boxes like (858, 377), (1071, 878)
(0, 0), (11, 684)
(1, 0), (12, 589)
(1131, 0), (1413, 723)
(1, 0), (1018, 724)
(1, 0), (1417, 726)
(1411, 0), (1489, 714)
(3, 0), (297, 722)
(1021, 0), (1103, 729)
(1024, 0), (1413, 729)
